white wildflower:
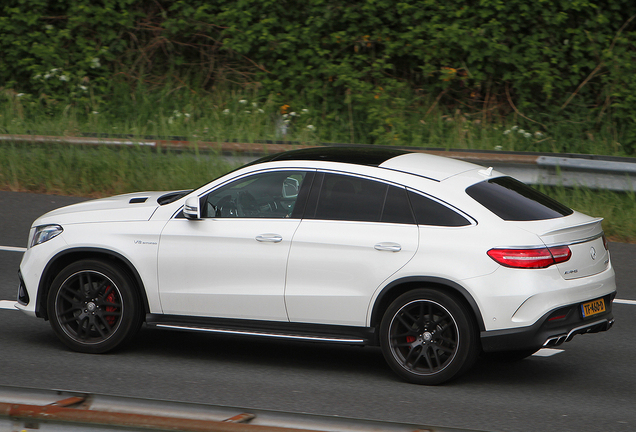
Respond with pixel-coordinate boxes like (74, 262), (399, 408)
(511, 125), (518, 131)
(258, 109), (264, 114)
(44, 74), (51, 80)
(222, 109), (230, 115)
(494, 145), (503, 150)
(245, 110), (251, 113)
(252, 102), (258, 107)
(283, 119), (291, 124)
(184, 113), (191, 118)
(534, 131), (544, 138)
(45, 25), (54, 30)
(524, 132), (532, 138)
(92, 111), (99, 114)
(239, 99), (247, 104)
(16, 93), (25, 97)
(518, 129), (525, 134)
(301, 109), (309, 113)
(59, 75), (69, 82)
(282, 114), (289, 119)
(290, 112), (297, 117)
(34, 74), (41, 80)
(90, 58), (101, 69)
(503, 130), (511, 135)
(306, 125), (315, 131)
(78, 85), (87, 91)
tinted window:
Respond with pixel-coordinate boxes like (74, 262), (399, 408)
(408, 191), (470, 226)
(313, 174), (386, 222)
(382, 186), (415, 224)
(307, 174), (414, 223)
(201, 171), (307, 218)
(466, 176), (573, 221)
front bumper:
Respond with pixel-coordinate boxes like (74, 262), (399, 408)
(480, 292), (616, 352)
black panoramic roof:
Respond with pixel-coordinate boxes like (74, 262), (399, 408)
(250, 146), (410, 167)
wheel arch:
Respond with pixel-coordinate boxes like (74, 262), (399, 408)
(36, 248), (150, 320)
(370, 277), (485, 333)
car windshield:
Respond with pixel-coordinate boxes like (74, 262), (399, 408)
(466, 176), (573, 221)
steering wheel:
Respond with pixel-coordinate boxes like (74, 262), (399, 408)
(215, 195), (238, 217)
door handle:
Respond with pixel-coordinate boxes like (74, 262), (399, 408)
(374, 242), (402, 252)
(256, 234), (283, 243)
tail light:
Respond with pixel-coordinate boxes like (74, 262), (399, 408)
(487, 246), (572, 269)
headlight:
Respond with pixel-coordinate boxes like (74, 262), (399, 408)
(30, 224), (63, 248)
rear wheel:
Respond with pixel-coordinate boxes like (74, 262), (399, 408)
(380, 289), (478, 385)
(47, 260), (141, 353)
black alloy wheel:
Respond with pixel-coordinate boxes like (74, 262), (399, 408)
(47, 260), (141, 353)
(380, 289), (478, 385)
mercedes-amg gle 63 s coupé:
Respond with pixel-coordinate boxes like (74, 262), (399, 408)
(17, 147), (615, 384)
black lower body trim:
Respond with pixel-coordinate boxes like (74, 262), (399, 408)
(146, 314), (377, 345)
(480, 292), (616, 353)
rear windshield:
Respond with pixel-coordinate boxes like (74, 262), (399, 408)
(466, 177), (573, 221)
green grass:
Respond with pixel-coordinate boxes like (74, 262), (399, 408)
(0, 143), (234, 197)
(1, 83), (631, 156)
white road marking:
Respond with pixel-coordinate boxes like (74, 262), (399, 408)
(0, 245), (26, 253)
(614, 299), (636, 305)
(533, 348), (564, 357)
(0, 301), (17, 310)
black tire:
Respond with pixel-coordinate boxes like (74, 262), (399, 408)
(379, 289), (479, 385)
(47, 259), (142, 353)
(482, 349), (538, 362)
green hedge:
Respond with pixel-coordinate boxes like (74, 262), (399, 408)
(1, 0), (635, 150)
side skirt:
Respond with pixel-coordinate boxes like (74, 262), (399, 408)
(146, 314), (377, 346)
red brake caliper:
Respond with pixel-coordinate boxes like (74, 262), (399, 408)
(105, 288), (117, 326)
(406, 336), (416, 343)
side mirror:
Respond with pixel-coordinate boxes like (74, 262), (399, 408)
(282, 177), (300, 199)
(183, 197), (201, 220)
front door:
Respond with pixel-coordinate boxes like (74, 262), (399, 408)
(157, 170), (310, 321)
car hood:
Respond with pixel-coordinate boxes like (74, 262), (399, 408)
(33, 191), (176, 225)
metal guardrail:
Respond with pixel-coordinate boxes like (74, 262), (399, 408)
(2, 134), (636, 191)
(0, 385), (482, 432)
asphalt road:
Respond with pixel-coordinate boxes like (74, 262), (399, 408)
(1, 190), (635, 432)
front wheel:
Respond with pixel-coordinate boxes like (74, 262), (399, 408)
(47, 260), (141, 353)
(379, 289), (479, 385)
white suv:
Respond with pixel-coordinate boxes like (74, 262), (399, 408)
(17, 147), (616, 384)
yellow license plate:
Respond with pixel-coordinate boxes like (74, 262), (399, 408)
(581, 298), (606, 318)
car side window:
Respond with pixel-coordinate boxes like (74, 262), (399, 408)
(201, 171), (307, 218)
(407, 191), (470, 227)
(309, 173), (414, 224)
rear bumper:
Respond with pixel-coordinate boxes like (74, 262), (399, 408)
(480, 292), (616, 352)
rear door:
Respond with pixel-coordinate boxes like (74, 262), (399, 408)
(284, 172), (419, 326)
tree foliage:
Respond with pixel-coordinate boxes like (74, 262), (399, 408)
(1, 0), (635, 150)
